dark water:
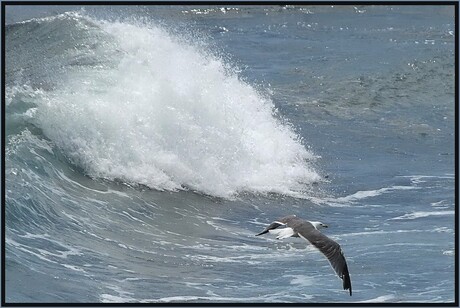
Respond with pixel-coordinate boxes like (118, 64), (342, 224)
(5, 5), (456, 303)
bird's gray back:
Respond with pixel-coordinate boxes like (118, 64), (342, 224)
(278, 215), (298, 224)
(283, 216), (316, 233)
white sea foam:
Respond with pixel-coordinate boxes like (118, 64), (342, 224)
(390, 211), (454, 220)
(329, 185), (416, 205)
(285, 274), (315, 287)
(430, 200), (450, 208)
(16, 232), (83, 258)
(100, 293), (136, 303)
(148, 293), (297, 303)
(397, 174), (455, 185)
(342, 228), (453, 238)
(62, 264), (87, 273)
(358, 295), (396, 303)
(100, 285), (136, 303)
(27, 16), (320, 199)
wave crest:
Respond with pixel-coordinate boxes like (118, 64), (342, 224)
(8, 14), (321, 198)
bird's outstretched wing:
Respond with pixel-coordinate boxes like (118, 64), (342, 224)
(255, 215), (296, 236)
(294, 223), (352, 296)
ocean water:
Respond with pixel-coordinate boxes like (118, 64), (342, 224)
(4, 5), (456, 303)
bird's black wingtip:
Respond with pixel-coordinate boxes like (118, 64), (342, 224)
(343, 272), (352, 296)
(344, 282), (352, 296)
(255, 222), (283, 237)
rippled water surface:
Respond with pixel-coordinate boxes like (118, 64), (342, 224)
(5, 5), (456, 303)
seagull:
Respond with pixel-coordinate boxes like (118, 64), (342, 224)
(256, 215), (352, 296)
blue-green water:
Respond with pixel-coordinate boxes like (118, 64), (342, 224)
(5, 5), (456, 303)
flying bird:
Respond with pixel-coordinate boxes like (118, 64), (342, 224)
(256, 215), (352, 296)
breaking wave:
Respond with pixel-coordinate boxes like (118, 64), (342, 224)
(6, 12), (321, 199)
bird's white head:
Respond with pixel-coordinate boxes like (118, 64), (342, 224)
(310, 221), (328, 230)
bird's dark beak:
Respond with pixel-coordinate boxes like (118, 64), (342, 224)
(323, 224), (329, 228)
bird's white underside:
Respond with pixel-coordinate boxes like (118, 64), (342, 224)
(268, 227), (295, 239)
